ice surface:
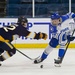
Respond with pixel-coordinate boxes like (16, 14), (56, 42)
(0, 48), (75, 75)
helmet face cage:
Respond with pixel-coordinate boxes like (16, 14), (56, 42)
(18, 16), (28, 23)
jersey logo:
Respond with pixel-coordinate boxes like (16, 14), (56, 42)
(3, 25), (16, 32)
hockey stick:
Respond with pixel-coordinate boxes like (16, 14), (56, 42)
(54, 29), (75, 67)
(60, 29), (75, 63)
(16, 49), (39, 60)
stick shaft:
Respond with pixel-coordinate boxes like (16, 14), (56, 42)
(61, 29), (75, 61)
(16, 49), (33, 60)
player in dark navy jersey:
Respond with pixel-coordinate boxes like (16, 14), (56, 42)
(0, 16), (47, 65)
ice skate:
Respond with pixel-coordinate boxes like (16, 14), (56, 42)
(0, 61), (2, 66)
(54, 57), (62, 67)
(34, 57), (44, 64)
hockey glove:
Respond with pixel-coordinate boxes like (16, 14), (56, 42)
(39, 32), (47, 40)
(34, 32), (47, 40)
(72, 14), (75, 18)
(67, 35), (75, 41)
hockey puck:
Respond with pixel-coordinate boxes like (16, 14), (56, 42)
(40, 65), (43, 68)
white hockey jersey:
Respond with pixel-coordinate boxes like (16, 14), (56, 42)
(50, 13), (75, 45)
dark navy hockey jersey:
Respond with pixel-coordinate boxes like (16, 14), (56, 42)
(0, 24), (32, 42)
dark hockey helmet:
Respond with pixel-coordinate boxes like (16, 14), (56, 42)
(17, 16), (28, 23)
(51, 13), (60, 20)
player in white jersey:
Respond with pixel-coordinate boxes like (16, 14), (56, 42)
(34, 12), (75, 65)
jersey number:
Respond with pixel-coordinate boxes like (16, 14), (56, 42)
(3, 26), (16, 32)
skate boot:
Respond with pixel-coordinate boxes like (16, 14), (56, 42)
(34, 58), (44, 64)
(0, 54), (2, 66)
(0, 63), (1, 66)
(0, 55), (3, 66)
(0, 61), (2, 66)
(54, 57), (62, 67)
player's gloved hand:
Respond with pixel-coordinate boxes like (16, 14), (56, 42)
(39, 32), (47, 40)
(72, 14), (75, 18)
(34, 32), (47, 40)
(67, 35), (75, 41)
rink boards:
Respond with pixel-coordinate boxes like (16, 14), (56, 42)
(0, 18), (75, 48)
(13, 43), (75, 48)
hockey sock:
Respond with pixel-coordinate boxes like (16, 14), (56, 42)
(0, 51), (11, 61)
(41, 45), (53, 60)
(41, 52), (48, 60)
(58, 49), (65, 58)
(0, 56), (4, 61)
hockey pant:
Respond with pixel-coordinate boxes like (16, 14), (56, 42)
(0, 41), (16, 61)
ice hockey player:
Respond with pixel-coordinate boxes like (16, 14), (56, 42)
(34, 12), (75, 66)
(0, 16), (47, 66)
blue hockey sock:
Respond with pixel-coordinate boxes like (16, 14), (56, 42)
(58, 49), (65, 58)
(41, 52), (48, 60)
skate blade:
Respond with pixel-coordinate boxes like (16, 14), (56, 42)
(54, 64), (61, 67)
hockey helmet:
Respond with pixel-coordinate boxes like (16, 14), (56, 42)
(17, 16), (28, 23)
(51, 13), (60, 20)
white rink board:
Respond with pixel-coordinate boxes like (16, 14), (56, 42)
(0, 18), (75, 44)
